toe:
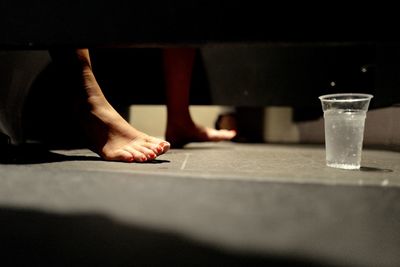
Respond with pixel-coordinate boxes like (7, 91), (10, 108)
(207, 128), (236, 141)
(159, 141), (171, 154)
(123, 147), (148, 162)
(145, 137), (170, 155)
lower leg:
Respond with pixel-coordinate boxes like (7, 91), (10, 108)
(163, 47), (236, 147)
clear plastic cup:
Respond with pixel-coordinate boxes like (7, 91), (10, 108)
(319, 93), (373, 170)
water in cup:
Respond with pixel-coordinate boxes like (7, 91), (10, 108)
(319, 93), (373, 170)
(324, 109), (366, 169)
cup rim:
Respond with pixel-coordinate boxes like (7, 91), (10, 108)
(319, 93), (373, 102)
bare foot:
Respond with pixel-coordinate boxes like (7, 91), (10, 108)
(77, 63), (170, 162)
(166, 119), (236, 148)
(83, 98), (170, 162)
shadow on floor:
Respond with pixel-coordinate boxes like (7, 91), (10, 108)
(360, 166), (393, 173)
(0, 207), (338, 267)
(0, 143), (100, 164)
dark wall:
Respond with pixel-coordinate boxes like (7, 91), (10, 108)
(24, 44), (400, 111)
(89, 44), (399, 109)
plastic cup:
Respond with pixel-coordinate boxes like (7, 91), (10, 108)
(319, 93), (373, 170)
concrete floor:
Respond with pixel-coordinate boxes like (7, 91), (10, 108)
(0, 142), (399, 266)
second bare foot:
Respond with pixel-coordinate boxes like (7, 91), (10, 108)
(166, 120), (236, 148)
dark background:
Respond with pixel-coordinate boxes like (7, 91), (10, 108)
(2, 1), (400, 145)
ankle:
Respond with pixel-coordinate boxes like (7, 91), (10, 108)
(167, 115), (195, 128)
